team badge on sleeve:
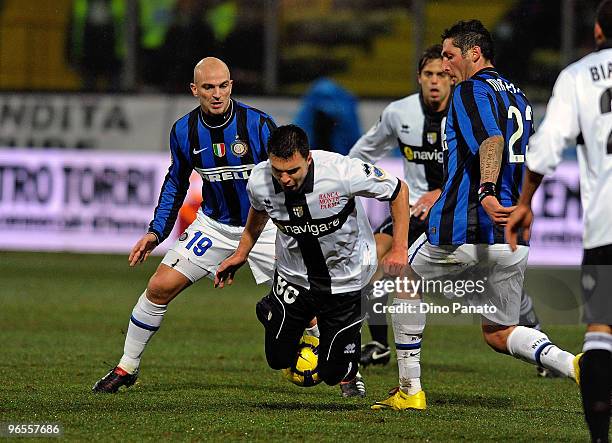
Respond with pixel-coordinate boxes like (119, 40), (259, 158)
(372, 166), (386, 179)
(362, 162), (387, 180)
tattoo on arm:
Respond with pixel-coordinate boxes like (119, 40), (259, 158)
(479, 135), (504, 184)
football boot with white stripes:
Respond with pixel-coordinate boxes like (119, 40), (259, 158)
(340, 372), (366, 398)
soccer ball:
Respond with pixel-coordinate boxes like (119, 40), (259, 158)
(282, 335), (322, 387)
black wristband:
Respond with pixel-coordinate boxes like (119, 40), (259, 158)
(478, 182), (497, 203)
(147, 231), (160, 245)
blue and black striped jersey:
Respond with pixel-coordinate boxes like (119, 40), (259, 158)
(428, 68), (533, 245)
(149, 99), (276, 242)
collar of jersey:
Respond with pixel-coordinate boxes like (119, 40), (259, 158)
(471, 67), (499, 79)
(273, 161), (315, 195)
(199, 99), (234, 129)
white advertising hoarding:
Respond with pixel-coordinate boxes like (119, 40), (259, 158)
(0, 149), (184, 253)
(0, 150), (583, 265)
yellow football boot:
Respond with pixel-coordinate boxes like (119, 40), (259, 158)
(573, 352), (584, 386)
(371, 387), (426, 411)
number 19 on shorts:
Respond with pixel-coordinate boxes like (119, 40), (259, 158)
(185, 232), (212, 256)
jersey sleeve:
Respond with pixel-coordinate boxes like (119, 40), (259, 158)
(526, 69), (579, 175)
(259, 115), (277, 155)
(454, 82), (502, 153)
(246, 166), (265, 211)
(148, 124), (192, 242)
(348, 105), (397, 162)
(345, 156), (401, 201)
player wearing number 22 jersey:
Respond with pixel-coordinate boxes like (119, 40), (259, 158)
(428, 67), (533, 246)
(373, 21), (577, 412)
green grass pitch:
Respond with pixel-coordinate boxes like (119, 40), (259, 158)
(1, 251), (588, 441)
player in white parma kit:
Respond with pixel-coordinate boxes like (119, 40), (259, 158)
(215, 125), (410, 396)
(507, 2), (612, 440)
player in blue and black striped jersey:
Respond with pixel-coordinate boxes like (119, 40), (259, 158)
(373, 20), (578, 412)
(93, 57), (278, 393)
(429, 49), (533, 245)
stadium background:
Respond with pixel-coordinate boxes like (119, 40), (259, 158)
(0, 1), (593, 440)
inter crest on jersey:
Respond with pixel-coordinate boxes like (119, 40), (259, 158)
(231, 140), (249, 157)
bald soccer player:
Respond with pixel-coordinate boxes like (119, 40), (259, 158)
(93, 57), (278, 393)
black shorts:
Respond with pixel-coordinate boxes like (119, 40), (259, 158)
(374, 214), (429, 247)
(581, 244), (612, 325)
(255, 273), (364, 385)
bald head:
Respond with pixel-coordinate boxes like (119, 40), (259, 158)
(193, 57), (230, 83)
(190, 57), (233, 116)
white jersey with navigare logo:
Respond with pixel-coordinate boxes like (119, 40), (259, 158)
(349, 93), (445, 206)
(247, 150), (401, 294)
(526, 47), (612, 249)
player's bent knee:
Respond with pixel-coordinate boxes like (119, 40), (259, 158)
(146, 267), (190, 305)
(482, 325), (513, 354)
(265, 351), (292, 371)
(318, 366), (344, 386)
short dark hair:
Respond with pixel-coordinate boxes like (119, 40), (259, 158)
(267, 124), (310, 159)
(597, 0), (612, 40)
(441, 19), (495, 63)
(418, 44), (443, 74)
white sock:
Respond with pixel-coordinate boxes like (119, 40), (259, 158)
(305, 324), (320, 338)
(118, 292), (167, 374)
(506, 326), (575, 378)
(583, 332), (612, 352)
(391, 298), (425, 395)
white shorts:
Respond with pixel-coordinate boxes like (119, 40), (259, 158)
(161, 209), (276, 285)
(408, 233), (529, 326)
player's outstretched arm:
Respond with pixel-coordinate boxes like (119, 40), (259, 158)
(215, 207), (270, 288)
(128, 232), (159, 267)
(506, 168), (543, 251)
(383, 180), (410, 276)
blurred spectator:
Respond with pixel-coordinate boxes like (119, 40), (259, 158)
(218, 0), (265, 93)
(153, 0), (265, 92)
(294, 78), (361, 155)
(160, 0), (217, 92)
(67, 0), (125, 91)
(138, 0), (175, 89)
